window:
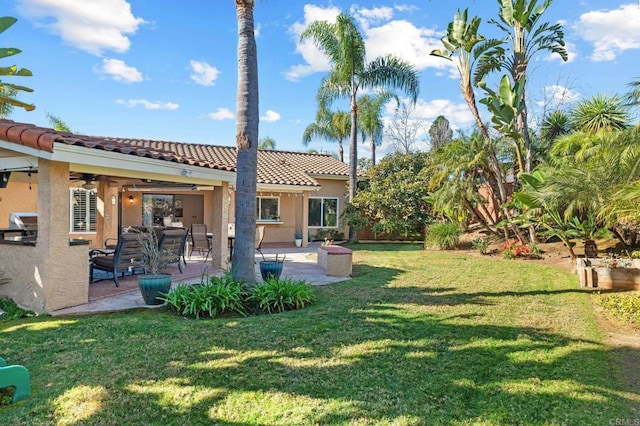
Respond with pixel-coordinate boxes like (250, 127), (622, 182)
(308, 197), (338, 227)
(257, 196), (280, 221)
(142, 194), (175, 227)
(70, 188), (97, 233)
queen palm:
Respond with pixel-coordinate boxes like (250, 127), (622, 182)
(302, 108), (350, 162)
(301, 13), (419, 204)
(357, 91), (396, 166)
(232, 0), (259, 283)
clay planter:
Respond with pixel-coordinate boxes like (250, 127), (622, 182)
(138, 273), (172, 305)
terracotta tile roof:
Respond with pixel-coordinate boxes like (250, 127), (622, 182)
(0, 119), (349, 187)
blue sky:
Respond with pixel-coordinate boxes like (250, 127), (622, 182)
(4, 0), (640, 158)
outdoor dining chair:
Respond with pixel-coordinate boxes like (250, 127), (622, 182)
(189, 223), (212, 262)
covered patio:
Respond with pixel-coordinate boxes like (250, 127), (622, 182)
(50, 243), (348, 316)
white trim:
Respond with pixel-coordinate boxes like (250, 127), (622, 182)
(257, 195), (280, 221)
(308, 196), (340, 228)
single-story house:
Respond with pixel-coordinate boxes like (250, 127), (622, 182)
(0, 119), (350, 313)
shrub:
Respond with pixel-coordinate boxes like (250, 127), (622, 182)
(0, 298), (35, 322)
(471, 236), (491, 254)
(329, 230), (344, 241)
(500, 240), (541, 259)
(594, 292), (640, 325)
(162, 274), (248, 319)
(424, 222), (460, 250)
(250, 277), (316, 314)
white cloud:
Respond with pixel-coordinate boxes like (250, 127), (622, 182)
(410, 98), (475, 129)
(95, 58), (143, 83)
(208, 108), (234, 120)
(116, 99), (179, 110)
(16, 0), (146, 56)
(574, 3), (640, 61)
(285, 4), (340, 80)
(363, 20), (452, 72)
(539, 85), (582, 107)
(189, 60), (220, 86)
(254, 23), (261, 38)
(352, 6), (393, 30)
(261, 110), (281, 123)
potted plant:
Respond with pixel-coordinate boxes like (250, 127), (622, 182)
(137, 231), (175, 305)
(259, 253), (286, 281)
(294, 229), (303, 247)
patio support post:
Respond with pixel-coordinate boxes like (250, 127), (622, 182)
(301, 191), (309, 248)
(210, 182), (230, 269)
(37, 160), (89, 311)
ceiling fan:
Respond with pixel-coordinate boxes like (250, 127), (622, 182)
(70, 173), (98, 190)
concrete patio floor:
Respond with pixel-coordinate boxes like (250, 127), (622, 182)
(50, 243), (350, 316)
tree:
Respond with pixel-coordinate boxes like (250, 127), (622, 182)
(357, 91), (397, 165)
(428, 115), (453, 151)
(385, 100), (424, 154)
(541, 110), (571, 145)
(258, 136), (276, 150)
(623, 79), (640, 118)
(232, 0), (259, 283)
(46, 113), (72, 132)
(0, 16), (34, 113)
(302, 108), (350, 162)
(477, 0), (568, 174)
(352, 151), (432, 239)
(570, 94), (630, 133)
(301, 13), (419, 206)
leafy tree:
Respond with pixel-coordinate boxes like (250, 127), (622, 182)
(0, 16), (34, 113)
(46, 113), (72, 132)
(357, 91), (397, 165)
(384, 100), (424, 154)
(232, 0), (259, 283)
(623, 79), (640, 117)
(302, 108), (350, 162)
(258, 136), (276, 150)
(428, 115), (453, 151)
(301, 13), (419, 207)
(352, 152), (432, 239)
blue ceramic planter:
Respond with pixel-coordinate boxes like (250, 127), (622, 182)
(259, 261), (284, 281)
(138, 274), (172, 305)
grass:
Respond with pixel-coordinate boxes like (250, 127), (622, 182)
(1, 244), (637, 425)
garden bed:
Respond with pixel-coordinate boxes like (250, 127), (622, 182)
(576, 258), (640, 290)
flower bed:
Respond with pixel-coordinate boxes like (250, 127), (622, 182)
(576, 257), (640, 290)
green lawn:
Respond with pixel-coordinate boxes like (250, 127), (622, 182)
(1, 244), (637, 425)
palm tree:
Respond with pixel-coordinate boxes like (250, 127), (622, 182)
(478, 0), (568, 173)
(431, 8), (521, 241)
(541, 110), (571, 145)
(46, 113), (72, 132)
(0, 16), (35, 113)
(570, 94), (630, 133)
(624, 78), (640, 113)
(301, 13), (419, 205)
(232, 0), (259, 283)
(302, 108), (350, 162)
(258, 136), (276, 150)
(357, 91), (396, 165)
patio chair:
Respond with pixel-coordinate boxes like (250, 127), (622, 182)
(255, 225), (265, 256)
(158, 228), (188, 273)
(189, 223), (212, 262)
(90, 233), (149, 287)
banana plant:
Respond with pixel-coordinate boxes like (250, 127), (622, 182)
(0, 16), (35, 112)
(479, 74), (526, 173)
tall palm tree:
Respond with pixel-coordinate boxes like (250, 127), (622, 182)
(357, 91), (396, 165)
(232, 0), (259, 283)
(301, 13), (419, 205)
(477, 0), (568, 173)
(46, 113), (72, 132)
(624, 79), (640, 113)
(302, 108), (350, 162)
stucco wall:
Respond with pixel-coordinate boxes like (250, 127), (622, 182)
(0, 175), (38, 228)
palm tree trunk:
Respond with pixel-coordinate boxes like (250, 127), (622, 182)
(370, 139), (376, 166)
(232, 0), (259, 284)
(347, 89), (358, 242)
(338, 139), (344, 162)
